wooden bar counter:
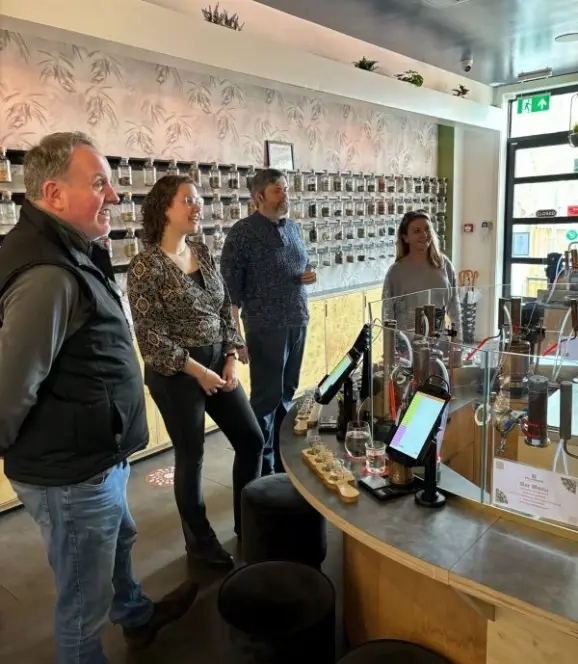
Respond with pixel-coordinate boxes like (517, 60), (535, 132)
(280, 403), (578, 664)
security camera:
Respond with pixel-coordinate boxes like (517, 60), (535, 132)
(461, 56), (473, 73)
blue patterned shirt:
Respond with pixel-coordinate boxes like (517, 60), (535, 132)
(220, 212), (310, 332)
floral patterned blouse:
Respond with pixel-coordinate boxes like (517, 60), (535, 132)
(127, 240), (244, 376)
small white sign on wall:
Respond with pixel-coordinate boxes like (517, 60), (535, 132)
(512, 231), (530, 257)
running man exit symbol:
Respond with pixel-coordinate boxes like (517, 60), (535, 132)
(517, 94), (551, 114)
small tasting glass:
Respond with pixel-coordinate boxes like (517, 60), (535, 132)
(365, 440), (386, 476)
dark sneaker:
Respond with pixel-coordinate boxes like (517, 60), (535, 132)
(187, 537), (235, 570)
(123, 580), (199, 650)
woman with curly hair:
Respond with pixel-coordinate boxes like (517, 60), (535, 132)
(127, 175), (263, 570)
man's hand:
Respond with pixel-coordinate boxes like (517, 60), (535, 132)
(300, 268), (317, 285)
(238, 346), (249, 364)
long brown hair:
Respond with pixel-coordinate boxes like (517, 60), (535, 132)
(395, 210), (444, 269)
(141, 175), (194, 245)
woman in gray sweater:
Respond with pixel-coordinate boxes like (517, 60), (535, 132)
(382, 210), (461, 335)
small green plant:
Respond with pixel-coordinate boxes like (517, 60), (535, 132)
(353, 57), (378, 72)
(573, 123), (578, 133)
(395, 70), (424, 87)
(453, 84), (469, 98)
(201, 3), (244, 31)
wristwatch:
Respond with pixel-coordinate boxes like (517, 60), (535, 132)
(225, 350), (239, 360)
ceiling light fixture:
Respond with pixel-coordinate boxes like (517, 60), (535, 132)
(517, 67), (553, 83)
(555, 32), (578, 43)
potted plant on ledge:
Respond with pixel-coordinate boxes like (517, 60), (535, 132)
(570, 123), (578, 148)
(395, 70), (424, 87)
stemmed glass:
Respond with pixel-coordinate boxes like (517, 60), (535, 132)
(344, 421), (371, 461)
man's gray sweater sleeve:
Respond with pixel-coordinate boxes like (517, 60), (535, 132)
(0, 265), (87, 453)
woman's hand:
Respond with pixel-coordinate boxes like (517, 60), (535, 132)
(198, 368), (226, 396)
(221, 357), (239, 392)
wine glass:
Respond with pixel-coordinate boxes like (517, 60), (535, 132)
(344, 421), (372, 461)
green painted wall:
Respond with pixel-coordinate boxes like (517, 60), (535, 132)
(437, 125), (455, 260)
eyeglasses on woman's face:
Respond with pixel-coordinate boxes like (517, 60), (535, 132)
(184, 195), (203, 208)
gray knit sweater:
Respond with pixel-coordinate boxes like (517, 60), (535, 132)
(381, 257), (462, 336)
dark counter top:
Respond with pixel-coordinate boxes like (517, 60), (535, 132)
(280, 402), (578, 632)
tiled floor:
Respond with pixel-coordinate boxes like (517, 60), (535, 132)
(0, 432), (344, 663)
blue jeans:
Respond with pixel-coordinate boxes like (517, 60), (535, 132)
(10, 462), (153, 664)
(246, 326), (307, 475)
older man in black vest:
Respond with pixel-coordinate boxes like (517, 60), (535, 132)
(0, 132), (197, 663)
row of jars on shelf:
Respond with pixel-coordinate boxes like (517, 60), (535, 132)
(292, 195), (447, 220)
(296, 218), (447, 244)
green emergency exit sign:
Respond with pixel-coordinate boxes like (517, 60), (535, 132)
(517, 94), (551, 114)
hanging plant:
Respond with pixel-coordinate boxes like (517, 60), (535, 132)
(453, 85), (469, 98)
(201, 3), (244, 31)
(353, 57), (378, 72)
(570, 123), (578, 148)
(395, 70), (424, 87)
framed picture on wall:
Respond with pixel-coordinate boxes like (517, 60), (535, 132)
(265, 140), (295, 170)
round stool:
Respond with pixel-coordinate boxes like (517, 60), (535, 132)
(338, 639), (452, 663)
(241, 473), (327, 566)
(218, 560), (335, 664)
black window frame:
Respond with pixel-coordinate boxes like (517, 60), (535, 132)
(502, 84), (578, 296)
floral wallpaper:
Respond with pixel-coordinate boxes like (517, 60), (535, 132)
(0, 29), (438, 292)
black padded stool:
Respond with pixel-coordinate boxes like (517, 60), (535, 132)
(218, 560), (336, 664)
(241, 473), (327, 566)
(337, 639), (452, 663)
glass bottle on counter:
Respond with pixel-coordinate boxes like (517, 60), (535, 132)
(320, 170), (331, 193)
(143, 158), (157, 187)
(246, 165), (256, 192)
(357, 174), (366, 193)
(0, 190), (17, 225)
(189, 161), (203, 189)
(308, 199), (318, 219)
(293, 196), (305, 220)
(333, 197), (343, 219)
(366, 173), (376, 194)
(124, 227), (139, 259)
(344, 197), (354, 218)
(120, 192), (136, 226)
(386, 174), (396, 194)
(293, 170), (304, 193)
(344, 172), (355, 194)
(212, 223), (224, 259)
(228, 164), (240, 190)
(167, 159), (179, 176)
(212, 193), (224, 221)
(377, 174), (386, 194)
(307, 171), (318, 193)
(333, 171), (343, 193)
(117, 157), (132, 187)
(229, 193), (242, 221)
(0, 148), (12, 183)
(321, 197), (331, 219)
(308, 220), (318, 243)
(209, 162), (221, 190)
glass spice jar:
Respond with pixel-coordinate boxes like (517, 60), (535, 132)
(366, 173), (376, 193)
(321, 198), (331, 218)
(320, 170), (331, 193)
(212, 223), (224, 257)
(333, 198), (343, 218)
(395, 175), (404, 193)
(357, 245), (366, 262)
(321, 250), (332, 268)
(167, 159), (179, 176)
(308, 249), (319, 269)
(211, 193), (224, 221)
(430, 177), (439, 196)
(247, 199), (257, 215)
(345, 222), (355, 241)
(404, 176), (414, 195)
(209, 162), (221, 190)
(293, 197), (305, 220)
(366, 198), (376, 216)
(344, 197), (354, 217)
(439, 177), (448, 197)
(309, 220), (318, 243)
(357, 175), (366, 193)
(378, 220), (387, 237)
(246, 165), (255, 192)
(0, 147), (12, 183)
(396, 199), (405, 216)
(387, 220), (396, 237)
(346, 246), (355, 263)
(123, 227), (139, 259)
(333, 172), (343, 193)
(320, 223), (331, 244)
(228, 164), (240, 190)
(366, 218), (376, 238)
(307, 171), (318, 193)
(189, 161), (202, 189)
(368, 244), (377, 261)
(293, 170), (304, 193)
(308, 200), (318, 219)
(377, 174), (386, 193)
(438, 197), (447, 213)
(413, 176), (422, 195)
(386, 174), (396, 193)
(0, 189), (17, 225)
(119, 192), (136, 225)
(229, 193), (241, 221)
(334, 221), (344, 242)
(117, 157), (132, 187)
(344, 172), (355, 193)
(377, 197), (387, 216)
(355, 198), (365, 218)
(387, 198), (395, 215)
(356, 221), (366, 239)
(143, 158), (157, 187)
(334, 248), (344, 265)
(422, 177), (431, 195)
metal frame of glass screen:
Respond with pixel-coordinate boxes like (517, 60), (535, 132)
(502, 84), (578, 295)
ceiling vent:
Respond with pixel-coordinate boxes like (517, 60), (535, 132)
(423, 0), (471, 8)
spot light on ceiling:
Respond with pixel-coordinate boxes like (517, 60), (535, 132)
(555, 33), (578, 43)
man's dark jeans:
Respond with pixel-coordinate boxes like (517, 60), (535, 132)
(246, 326), (307, 475)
